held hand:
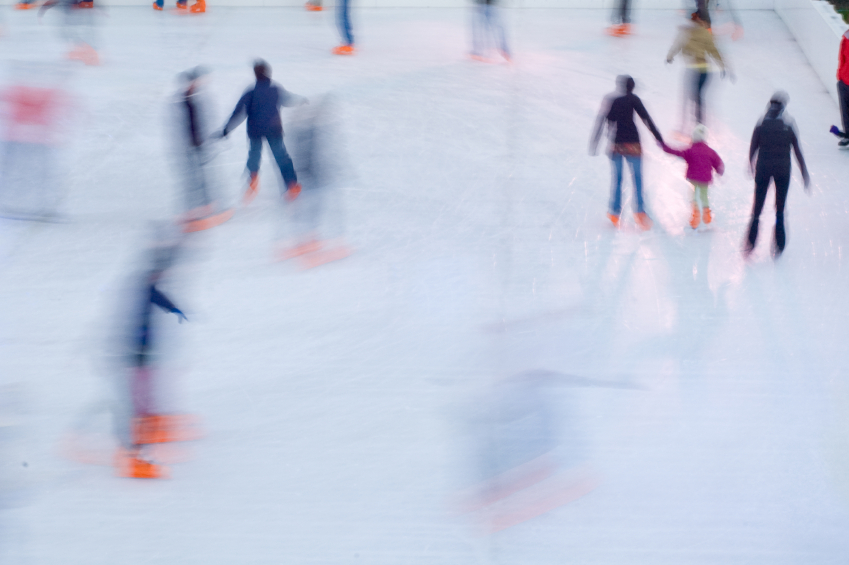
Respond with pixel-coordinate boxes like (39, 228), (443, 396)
(666, 57), (673, 64)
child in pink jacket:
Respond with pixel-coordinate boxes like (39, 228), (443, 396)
(660, 124), (724, 229)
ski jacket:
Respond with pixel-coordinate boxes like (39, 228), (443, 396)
(591, 92), (663, 151)
(749, 102), (808, 177)
(661, 141), (724, 184)
(223, 78), (306, 139)
(667, 24), (725, 71)
(839, 31), (849, 85)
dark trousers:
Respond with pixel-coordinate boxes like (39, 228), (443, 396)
(838, 81), (849, 134)
(693, 71), (709, 124)
(337, 0), (353, 45)
(746, 165), (790, 253)
(616, 0), (630, 24)
(247, 135), (297, 189)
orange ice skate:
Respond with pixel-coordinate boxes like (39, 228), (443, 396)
(702, 207), (712, 225)
(189, 0), (205, 13)
(635, 212), (652, 231)
(243, 173), (259, 205)
(689, 204), (700, 229)
(607, 213), (620, 228)
(115, 448), (167, 479)
(332, 44), (355, 55)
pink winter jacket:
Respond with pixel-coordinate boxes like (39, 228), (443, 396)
(661, 141), (724, 184)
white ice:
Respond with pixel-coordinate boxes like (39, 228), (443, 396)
(1, 5), (849, 564)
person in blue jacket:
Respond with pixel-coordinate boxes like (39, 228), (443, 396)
(221, 60), (308, 204)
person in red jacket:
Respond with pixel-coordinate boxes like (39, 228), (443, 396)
(837, 30), (849, 147)
(659, 124), (724, 229)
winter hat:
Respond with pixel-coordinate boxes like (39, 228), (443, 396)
(692, 124), (708, 142)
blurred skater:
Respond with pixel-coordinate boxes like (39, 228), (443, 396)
(220, 59), (307, 205)
(744, 91), (810, 258)
(38, 0), (99, 65)
(152, 0), (204, 13)
(470, 0), (510, 62)
(833, 29), (849, 148)
(667, 11), (729, 127)
(332, 0), (354, 55)
(0, 69), (69, 220)
(278, 96), (352, 267)
(659, 124), (724, 230)
(115, 235), (189, 478)
(590, 75), (664, 231)
(173, 67), (233, 232)
(608, 0), (631, 37)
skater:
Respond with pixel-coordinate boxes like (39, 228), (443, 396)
(608, 0), (631, 37)
(744, 91), (810, 258)
(115, 238), (189, 478)
(220, 59), (307, 205)
(38, 0), (99, 65)
(835, 29), (849, 147)
(590, 75), (664, 230)
(659, 124), (724, 229)
(152, 0), (204, 13)
(0, 69), (69, 220)
(667, 11), (728, 126)
(470, 0), (510, 62)
(332, 0), (354, 55)
(173, 67), (232, 232)
(278, 96), (352, 267)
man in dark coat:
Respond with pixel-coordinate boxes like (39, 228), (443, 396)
(221, 60), (308, 204)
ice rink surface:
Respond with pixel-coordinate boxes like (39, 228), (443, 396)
(2, 4), (849, 564)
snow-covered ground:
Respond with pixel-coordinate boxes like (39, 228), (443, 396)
(2, 5), (849, 564)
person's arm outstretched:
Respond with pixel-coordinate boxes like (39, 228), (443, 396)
(221, 90), (251, 137)
(634, 97), (664, 144)
(277, 87), (308, 108)
(589, 99), (609, 156)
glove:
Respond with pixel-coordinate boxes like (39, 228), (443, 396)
(830, 125), (842, 137)
(666, 57), (673, 64)
(803, 171), (811, 191)
(173, 309), (188, 323)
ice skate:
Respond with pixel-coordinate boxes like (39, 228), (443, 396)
(133, 414), (202, 445)
(174, 1), (188, 10)
(285, 182), (302, 202)
(305, 2), (323, 10)
(689, 205), (700, 229)
(67, 44), (99, 66)
(243, 173), (259, 205)
(182, 207), (234, 233)
(78, 1), (94, 7)
(332, 44), (355, 55)
(152, 1), (163, 9)
(702, 207), (712, 225)
(606, 212), (620, 228)
(115, 448), (167, 479)
(635, 212), (652, 231)
(14, 1), (37, 9)
(277, 239), (323, 261)
(189, 0), (205, 13)
(299, 241), (353, 270)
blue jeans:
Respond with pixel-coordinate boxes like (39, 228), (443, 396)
(337, 0), (353, 45)
(609, 153), (644, 214)
(247, 135), (298, 190)
(471, 4), (509, 56)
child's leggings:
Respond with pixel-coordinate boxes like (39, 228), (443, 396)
(691, 181), (709, 208)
